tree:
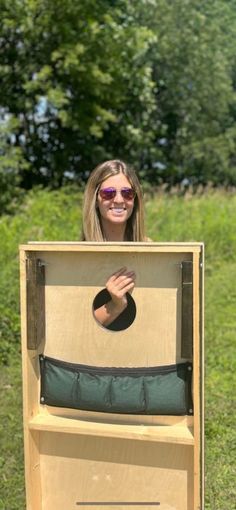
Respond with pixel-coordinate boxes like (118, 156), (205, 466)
(1, 0), (236, 208)
(0, 0), (157, 190)
(133, 0), (236, 185)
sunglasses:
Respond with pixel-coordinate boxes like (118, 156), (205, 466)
(98, 187), (136, 201)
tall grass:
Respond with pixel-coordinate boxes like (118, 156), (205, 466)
(0, 186), (235, 509)
(145, 188), (236, 263)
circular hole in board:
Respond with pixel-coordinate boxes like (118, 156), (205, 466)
(92, 288), (136, 332)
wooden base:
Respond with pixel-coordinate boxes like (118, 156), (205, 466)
(37, 431), (194, 510)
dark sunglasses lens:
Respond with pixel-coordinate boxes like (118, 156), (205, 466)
(99, 188), (116, 200)
(99, 187), (135, 200)
(121, 188), (135, 200)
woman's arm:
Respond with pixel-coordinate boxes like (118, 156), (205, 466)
(94, 267), (136, 327)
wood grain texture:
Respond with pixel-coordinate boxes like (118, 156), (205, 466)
(20, 249), (42, 510)
(39, 432), (194, 510)
(19, 243), (204, 510)
(41, 251), (191, 366)
(20, 241), (203, 253)
(29, 414), (194, 445)
(193, 252), (201, 510)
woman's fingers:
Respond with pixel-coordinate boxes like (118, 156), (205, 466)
(108, 268), (135, 283)
(106, 268), (136, 307)
(115, 274), (136, 291)
(95, 268), (136, 326)
(108, 267), (127, 281)
(107, 271), (135, 290)
(107, 280), (135, 296)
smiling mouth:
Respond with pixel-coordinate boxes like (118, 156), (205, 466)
(110, 207), (126, 211)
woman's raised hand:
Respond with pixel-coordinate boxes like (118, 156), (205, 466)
(106, 267), (136, 312)
(93, 267), (136, 327)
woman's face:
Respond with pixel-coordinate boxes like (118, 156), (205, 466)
(97, 173), (135, 228)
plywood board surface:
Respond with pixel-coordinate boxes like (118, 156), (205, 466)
(19, 244), (203, 510)
(38, 251), (192, 366)
(40, 432), (193, 510)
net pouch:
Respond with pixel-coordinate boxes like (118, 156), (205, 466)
(39, 355), (193, 415)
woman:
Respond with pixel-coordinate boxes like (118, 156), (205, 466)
(81, 159), (148, 328)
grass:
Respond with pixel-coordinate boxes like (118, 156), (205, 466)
(0, 186), (235, 509)
(204, 262), (236, 508)
(0, 360), (24, 510)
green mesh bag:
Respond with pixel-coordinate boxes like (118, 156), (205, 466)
(39, 355), (193, 415)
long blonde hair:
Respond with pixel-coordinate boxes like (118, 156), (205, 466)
(81, 160), (145, 241)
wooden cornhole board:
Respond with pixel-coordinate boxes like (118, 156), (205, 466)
(19, 242), (204, 510)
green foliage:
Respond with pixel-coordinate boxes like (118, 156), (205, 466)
(1, 0), (236, 207)
(0, 0), (157, 192)
(0, 117), (28, 214)
(140, 0), (236, 184)
(0, 361), (24, 510)
(145, 186), (236, 262)
(0, 186), (83, 365)
(0, 186), (236, 508)
(204, 262), (236, 509)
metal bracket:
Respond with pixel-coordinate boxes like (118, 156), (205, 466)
(26, 254), (45, 350)
(181, 260), (193, 359)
